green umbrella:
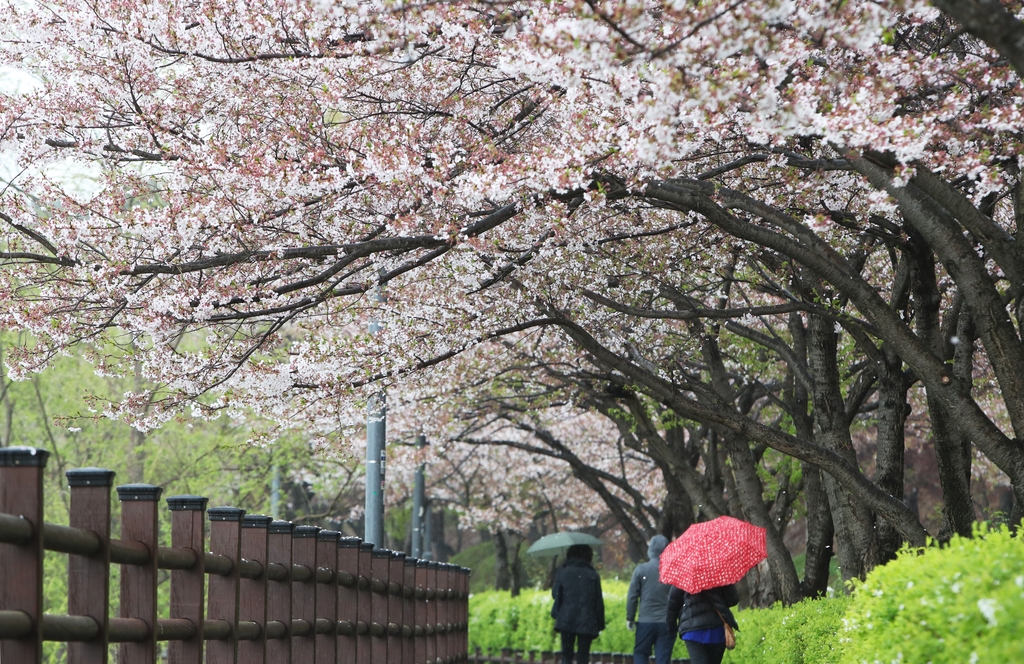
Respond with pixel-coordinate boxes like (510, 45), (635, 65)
(525, 531), (604, 557)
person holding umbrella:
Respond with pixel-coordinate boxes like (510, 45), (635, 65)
(660, 516), (768, 664)
(550, 544), (606, 664)
(665, 583), (739, 664)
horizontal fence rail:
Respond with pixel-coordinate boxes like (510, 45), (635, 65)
(0, 447), (470, 664)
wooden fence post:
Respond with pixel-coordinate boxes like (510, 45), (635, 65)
(116, 483), (162, 664)
(207, 506), (245, 664)
(440, 564), (452, 664)
(370, 548), (390, 663)
(167, 494), (208, 664)
(267, 520), (294, 664)
(240, 514), (272, 664)
(316, 530), (340, 664)
(292, 525), (319, 663)
(356, 542), (374, 664)
(387, 551), (405, 664)
(66, 468), (115, 664)
(0, 447), (49, 664)
(337, 537), (361, 664)
(456, 566), (466, 663)
(403, 556), (417, 664)
(415, 560), (428, 664)
(426, 561), (438, 664)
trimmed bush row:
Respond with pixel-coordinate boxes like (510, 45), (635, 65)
(469, 579), (687, 658)
(469, 526), (1024, 664)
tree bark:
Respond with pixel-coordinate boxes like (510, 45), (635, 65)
(872, 348), (910, 562)
(807, 315), (874, 582)
(641, 180), (1024, 506)
(494, 529), (511, 591)
(549, 314), (930, 546)
(907, 237), (974, 539)
(934, 0), (1024, 80)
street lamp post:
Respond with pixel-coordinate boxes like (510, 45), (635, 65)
(364, 286), (386, 548)
(411, 434), (427, 557)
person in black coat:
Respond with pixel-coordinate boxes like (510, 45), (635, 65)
(551, 544), (606, 664)
(665, 584), (739, 664)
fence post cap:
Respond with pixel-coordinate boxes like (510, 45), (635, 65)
(416, 559), (429, 568)
(317, 529), (341, 542)
(66, 467), (115, 487)
(0, 446), (50, 467)
(372, 548), (392, 558)
(359, 542), (375, 552)
(116, 484), (163, 501)
(427, 561), (439, 569)
(207, 506), (246, 521)
(293, 525), (321, 538)
(166, 494), (209, 511)
(339, 536), (362, 548)
(405, 556), (419, 566)
(242, 514), (273, 528)
(269, 520), (294, 534)
(390, 550), (406, 560)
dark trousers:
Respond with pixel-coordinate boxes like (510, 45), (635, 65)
(684, 640), (726, 664)
(560, 631), (594, 664)
(633, 622), (674, 664)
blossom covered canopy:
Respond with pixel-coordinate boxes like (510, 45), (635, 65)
(1, 0), (1022, 481)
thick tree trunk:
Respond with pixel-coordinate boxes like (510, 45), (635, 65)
(643, 180), (1024, 509)
(697, 332), (801, 605)
(872, 349), (910, 563)
(658, 462), (694, 540)
(808, 315), (874, 582)
(800, 462), (835, 597)
(721, 433), (802, 606)
(494, 530), (511, 592)
(551, 312), (930, 546)
(788, 314), (834, 597)
(508, 532), (525, 597)
(909, 243), (974, 538)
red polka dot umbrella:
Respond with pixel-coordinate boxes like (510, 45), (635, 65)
(659, 516), (767, 593)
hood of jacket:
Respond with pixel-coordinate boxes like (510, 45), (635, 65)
(647, 535), (669, 560)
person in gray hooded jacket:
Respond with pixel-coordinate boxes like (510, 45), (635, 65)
(625, 535), (674, 664)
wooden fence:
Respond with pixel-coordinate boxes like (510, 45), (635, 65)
(0, 447), (470, 664)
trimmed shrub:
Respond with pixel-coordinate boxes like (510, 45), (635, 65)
(469, 580), (687, 657)
(470, 527), (1024, 663)
(838, 525), (1024, 664)
(724, 594), (851, 664)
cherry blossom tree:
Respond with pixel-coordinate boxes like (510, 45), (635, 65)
(5, 0), (1024, 600)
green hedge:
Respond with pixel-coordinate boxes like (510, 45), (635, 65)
(470, 526), (1024, 663)
(724, 525), (1024, 664)
(724, 593), (851, 663)
(838, 525), (1024, 663)
(469, 580), (687, 657)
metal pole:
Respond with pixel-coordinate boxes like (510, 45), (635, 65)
(422, 498), (433, 560)
(270, 463), (280, 519)
(411, 434), (426, 557)
(364, 286), (387, 548)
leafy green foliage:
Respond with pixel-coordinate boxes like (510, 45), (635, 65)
(0, 343), (363, 662)
(838, 526), (1024, 664)
(470, 527), (1024, 662)
(450, 540), (551, 593)
(722, 526), (1024, 664)
(724, 594), (852, 664)
(468, 581), (687, 657)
